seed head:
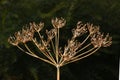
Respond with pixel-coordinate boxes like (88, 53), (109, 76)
(46, 29), (57, 40)
(8, 36), (19, 46)
(63, 39), (81, 61)
(8, 17), (112, 69)
(52, 17), (66, 28)
(72, 21), (87, 38)
(8, 24), (35, 45)
(87, 23), (100, 35)
(30, 22), (44, 32)
(91, 32), (112, 48)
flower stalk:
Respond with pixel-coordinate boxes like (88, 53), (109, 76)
(57, 65), (60, 80)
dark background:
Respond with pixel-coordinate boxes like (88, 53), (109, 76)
(0, 0), (119, 80)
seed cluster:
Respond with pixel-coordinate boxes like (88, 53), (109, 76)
(8, 17), (112, 67)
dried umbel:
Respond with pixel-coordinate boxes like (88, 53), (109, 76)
(8, 17), (112, 80)
(52, 17), (66, 28)
(8, 25), (35, 45)
(72, 21), (87, 38)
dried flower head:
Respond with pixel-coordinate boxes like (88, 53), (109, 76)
(8, 36), (19, 46)
(46, 29), (57, 40)
(91, 32), (112, 48)
(87, 23), (100, 35)
(52, 17), (66, 28)
(72, 21), (87, 38)
(8, 17), (112, 80)
(30, 22), (44, 32)
(8, 24), (35, 45)
(21, 26), (35, 43)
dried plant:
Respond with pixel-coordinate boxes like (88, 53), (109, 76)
(8, 17), (112, 80)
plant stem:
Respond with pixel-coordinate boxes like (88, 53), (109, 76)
(57, 66), (60, 80)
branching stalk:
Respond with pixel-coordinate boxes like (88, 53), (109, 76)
(8, 17), (112, 80)
(32, 39), (56, 64)
(63, 47), (100, 66)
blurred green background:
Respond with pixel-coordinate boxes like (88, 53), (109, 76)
(0, 0), (119, 80)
